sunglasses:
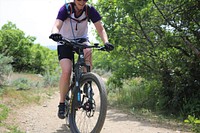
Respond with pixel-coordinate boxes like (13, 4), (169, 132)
(77, 0), (88, 2)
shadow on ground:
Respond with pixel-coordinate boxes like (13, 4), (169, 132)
(105, 107), (191, 133)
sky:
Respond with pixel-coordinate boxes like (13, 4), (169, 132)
(0, 0), (97, 47)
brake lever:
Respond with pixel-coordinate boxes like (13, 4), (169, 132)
(98, 46), (107, 51)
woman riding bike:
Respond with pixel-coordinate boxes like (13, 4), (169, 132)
(49, 0), (114, 119)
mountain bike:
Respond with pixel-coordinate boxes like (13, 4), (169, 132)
(51, 37), (109, 133)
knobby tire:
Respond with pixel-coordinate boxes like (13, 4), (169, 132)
(69, 72), (107, 133)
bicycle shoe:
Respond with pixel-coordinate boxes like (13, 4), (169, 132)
(58, 103), (65, 119)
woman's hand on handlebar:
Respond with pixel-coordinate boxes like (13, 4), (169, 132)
(104, 42), (114, 52)
(49, 33), (62, 42)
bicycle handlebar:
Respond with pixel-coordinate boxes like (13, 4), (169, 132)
(51, 37), (107, 51)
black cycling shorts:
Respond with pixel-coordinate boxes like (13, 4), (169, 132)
(57, 45), (74, 61)
(57, 38), (89, 61)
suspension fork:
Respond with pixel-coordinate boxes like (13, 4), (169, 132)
(74, 49), (92, 107)
(74, 50), (85, 107)
(73, 64), (82, 107)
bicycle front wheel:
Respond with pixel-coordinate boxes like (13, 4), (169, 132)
(69, 72), (107, 133)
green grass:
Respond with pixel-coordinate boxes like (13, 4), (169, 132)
(0, 104), (9, 123)
(108, 77), (149, 108)
(2, 87), (40, 105)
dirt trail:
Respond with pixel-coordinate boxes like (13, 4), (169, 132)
(11, 92), (190, 133)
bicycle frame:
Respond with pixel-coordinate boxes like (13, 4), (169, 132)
(54, 39), (105, 118)
(65, 40), (105, 108)
(72, 48), (89, 106)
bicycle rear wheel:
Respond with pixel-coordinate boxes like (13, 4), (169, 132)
(69, 72), (107, 133)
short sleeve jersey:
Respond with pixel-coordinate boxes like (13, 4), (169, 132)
(56, 3), (102, 40)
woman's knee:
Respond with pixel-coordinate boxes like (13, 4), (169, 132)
(60, 59), (72, 78)
(84, 48), (92, 57)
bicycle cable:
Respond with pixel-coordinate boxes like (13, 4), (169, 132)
(70, 16), (77, 43)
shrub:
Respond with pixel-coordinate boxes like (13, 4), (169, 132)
(108, 77), (162, 112)
(12, 78), (32, 90)
(11, 77), (43, 90)
(43, 71), (59, 87)
(184, 115), (200, 133)
(0, 54), (13, 85)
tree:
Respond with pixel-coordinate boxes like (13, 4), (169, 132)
(0, 21), (35, 71)
(0, 22), (58, 75)
(30, 44), (58, 74)
(96, 0), (200, 116)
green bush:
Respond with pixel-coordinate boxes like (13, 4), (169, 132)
(107, 77), (178, 118)
(108, 78), (161, 110)
(12, 78), (43, 90)
(117, 78), (148, 108)
(43, 71), (59, 87)
(0, 54), (13, 85)
(12, 78), (32, 90)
